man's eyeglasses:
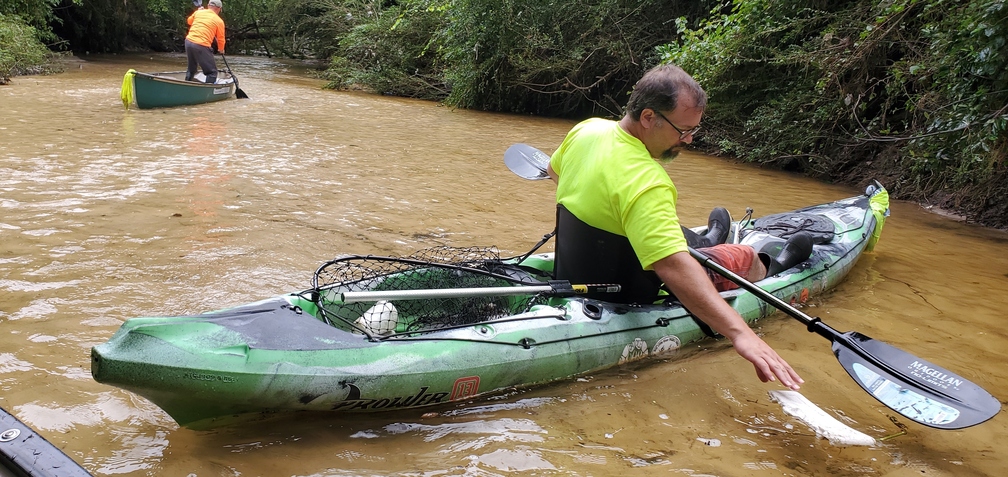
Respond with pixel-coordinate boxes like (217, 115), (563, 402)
(654, 110), (701, 140)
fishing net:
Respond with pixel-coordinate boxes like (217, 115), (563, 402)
(311, 246), (550, 335)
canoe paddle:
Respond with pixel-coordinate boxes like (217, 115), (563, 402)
(219, 53), (249, 99)
(502, 142), (1001, 430)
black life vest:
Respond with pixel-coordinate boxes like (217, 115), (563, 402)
(553, 204), (662, 304)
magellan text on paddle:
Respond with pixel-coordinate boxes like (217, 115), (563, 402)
(908, 361), (963, 389)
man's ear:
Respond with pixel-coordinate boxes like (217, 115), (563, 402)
(640, 108), (658, 129)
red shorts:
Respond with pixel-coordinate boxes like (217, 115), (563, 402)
(696, 244), (756, 292)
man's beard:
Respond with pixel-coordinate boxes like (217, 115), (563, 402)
(659, 147), (682, 162)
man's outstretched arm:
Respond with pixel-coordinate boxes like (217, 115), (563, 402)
(652, 251), (803, 389)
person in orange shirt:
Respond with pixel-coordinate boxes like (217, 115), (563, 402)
(185, 0), (226, 83)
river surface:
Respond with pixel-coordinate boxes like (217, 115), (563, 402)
(1, 53), (1006, 476)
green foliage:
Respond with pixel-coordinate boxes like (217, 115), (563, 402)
(660, 0), (1008, 224)
(437, 0), (713, 116)
(263, 0), (364, 59)
(322, 1), (446, 98)
(308, 0), (717, 113)
(658, 0), (856, 172)
(0, 0), (61, 30)
(51, 0), (195, 53)
(47, 0), (276, 54)
(0, 12), (54, 83)
(901, 1), (1008, 185)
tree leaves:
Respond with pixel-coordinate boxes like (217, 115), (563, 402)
(666, 0), (1008, 226)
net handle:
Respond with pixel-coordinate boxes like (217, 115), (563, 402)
(338, 281), (620, 304)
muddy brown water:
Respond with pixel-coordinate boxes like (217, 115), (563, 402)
(1, 53), (1006, 476)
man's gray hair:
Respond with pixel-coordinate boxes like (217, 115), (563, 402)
(625, 64), (707, 120)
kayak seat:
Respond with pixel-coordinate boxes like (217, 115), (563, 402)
(553, 205), (662, 304)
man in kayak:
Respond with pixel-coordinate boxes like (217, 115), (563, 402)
(548, 63), (809, 390)
(185, 0), (226, 84)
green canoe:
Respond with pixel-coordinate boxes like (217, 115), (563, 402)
(121, 70), (236, 110)
(91, 184), (890, 428)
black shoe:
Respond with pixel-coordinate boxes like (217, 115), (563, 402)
(765, 232), (813, 277)
(680, 207), (732, 248)
(704, 207), (732, 246)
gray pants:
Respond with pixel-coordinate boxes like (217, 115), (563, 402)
(185, 39), (218, 84)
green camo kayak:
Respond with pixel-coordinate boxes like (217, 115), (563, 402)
(91, 183), (889, 428)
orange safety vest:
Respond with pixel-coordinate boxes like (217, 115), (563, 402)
(186, 9), (226, 53)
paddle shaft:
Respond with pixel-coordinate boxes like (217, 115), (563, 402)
(219, 52), (249, 99)
(688, 248), (832, 330)
(339, 280), (619, 304)
(689, 248), (885, 365)
(690, 248), (889, 361)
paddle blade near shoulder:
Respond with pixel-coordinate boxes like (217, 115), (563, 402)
(504, 143), (551, 180)
(831, 330), (1001, 429)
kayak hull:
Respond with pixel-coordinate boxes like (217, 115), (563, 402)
(92, 185), (888, 427)
(0, 406), (92, 476)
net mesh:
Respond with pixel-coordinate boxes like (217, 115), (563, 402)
(312, 246), (549, 335)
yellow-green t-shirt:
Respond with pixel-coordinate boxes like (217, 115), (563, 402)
(551, 118), (688, 269)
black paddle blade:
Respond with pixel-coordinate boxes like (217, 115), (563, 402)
(236, 86), (248, 99)
(504, 143), (550, 180)
(833, 331), (1001, 429)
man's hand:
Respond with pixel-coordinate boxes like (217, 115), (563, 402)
(728, 330), (803, 390)
(654, 251), (804, 389)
